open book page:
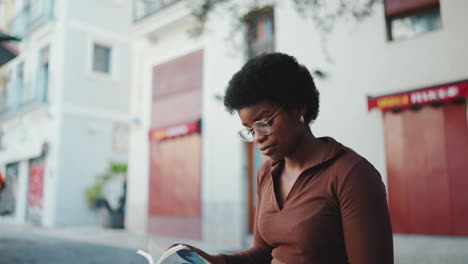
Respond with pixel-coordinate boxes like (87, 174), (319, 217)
(156, 244), (211, 264)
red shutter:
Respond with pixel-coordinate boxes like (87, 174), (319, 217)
(152, 49), (203, 100)
(385, 112), (410, 233)
(150, 50), (203, 130)
(148, 50), (204, 240)
(444, 103), (468, 235)
(385, 0), (439, 16)
(385, 102), (468, 236)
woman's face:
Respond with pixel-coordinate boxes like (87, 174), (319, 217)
(238, 100), (304, 162)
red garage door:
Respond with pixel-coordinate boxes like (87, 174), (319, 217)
(147, 49), (203, 239)
(384, 101), (468, 235)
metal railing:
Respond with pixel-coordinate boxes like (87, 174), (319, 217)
(8, 0), (55, 39)
(133, 0), (181, 22)
(0, 91), (7, 115)
(0, 81), (48, 117)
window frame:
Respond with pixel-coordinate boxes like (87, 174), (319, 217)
(385, 0), (442, 41)
(36, 44), (50, 103)
(245, 6), (275, 59)
(86, 36), (118, 81)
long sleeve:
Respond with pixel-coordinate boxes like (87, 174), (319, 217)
(338, 159), (394, 264)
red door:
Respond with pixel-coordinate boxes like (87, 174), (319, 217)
(148, 134), (202, 239)
(28, 156), (45, 225)
(385, 102), (468, 236)
(148, 49), (204, 239)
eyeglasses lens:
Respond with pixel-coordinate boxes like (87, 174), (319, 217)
(238, 129), (254, 142)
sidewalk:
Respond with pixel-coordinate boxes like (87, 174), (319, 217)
(2, 222), (468, 264)
(0, 222), (236, 259)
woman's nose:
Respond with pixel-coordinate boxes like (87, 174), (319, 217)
(254, 132), (267, 145)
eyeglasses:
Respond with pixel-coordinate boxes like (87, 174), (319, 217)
(238, 105), (284, 142)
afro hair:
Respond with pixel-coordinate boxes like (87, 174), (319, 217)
(223, 52), (320, 123)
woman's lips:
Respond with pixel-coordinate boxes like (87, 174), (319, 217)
(261, 145), (275, 155)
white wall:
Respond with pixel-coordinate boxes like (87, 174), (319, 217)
(273, 0), (468, 185)
(126, 38), (151, 235)
(62, 22), (131, 113)
(1, 0), (132, 227)
(54, 114), (127, 225)
(67, 0), (132, 35)
(127, 2), (248, 246)
(127, 0), (468, 249)
(45, 0), (132, 226)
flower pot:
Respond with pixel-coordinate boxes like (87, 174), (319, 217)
(106, 211), (124, 229)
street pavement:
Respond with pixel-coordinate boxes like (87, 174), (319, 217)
(2, 222), (468, 264)
(0, 223), (234, 264)
(0, 230), (148, 264)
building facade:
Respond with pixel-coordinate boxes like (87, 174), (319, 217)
(0, 0), (132, 227)
(127, 0), (468, 254)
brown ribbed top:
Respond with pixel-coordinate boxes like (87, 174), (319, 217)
(223, 137), (393, 264)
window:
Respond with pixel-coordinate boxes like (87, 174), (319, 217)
(0, 86), (6, 113)
(0, 129), (4, 150)
(16, 62), (24, 107)
(246, 7), (274, 58)
(17, 60), (36, 105)
(133, 0), (179, 22)
(385, 0), (441, 41)
(0, 70), (8, 113)
(92, 43), (112, 74)
(4, 70), (14, 112)
(37, 46), (49, 102)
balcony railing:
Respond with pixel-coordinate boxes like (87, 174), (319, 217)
(133, 0), (181, 22)
(0, 80), (48, 117)
(8, 0), (55, 39)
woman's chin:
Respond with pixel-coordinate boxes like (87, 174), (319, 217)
(265, 154), (283, 163)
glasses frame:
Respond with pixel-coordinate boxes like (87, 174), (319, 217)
(238, 105), (284, 142)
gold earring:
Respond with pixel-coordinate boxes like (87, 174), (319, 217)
(300, 116), (305, 124)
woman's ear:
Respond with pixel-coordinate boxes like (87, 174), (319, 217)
(297, 104), (307, 119)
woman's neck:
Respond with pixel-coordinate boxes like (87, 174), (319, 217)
(283, 130), (327, 174)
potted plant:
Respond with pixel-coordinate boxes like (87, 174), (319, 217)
(85, 162), (127, 228)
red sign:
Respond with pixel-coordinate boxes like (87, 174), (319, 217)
(28, 161), (44, 209)
(368, 80), (468, 112)
(149, 120), (200, 141)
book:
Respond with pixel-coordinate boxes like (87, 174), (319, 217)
(137, 244), (211, 264)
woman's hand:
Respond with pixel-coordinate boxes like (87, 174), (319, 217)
(167, 244), (227, 264)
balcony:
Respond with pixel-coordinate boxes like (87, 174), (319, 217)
(8, 0), (55, 39)
(133, 0), (182, 22)
(0, 74), (48, 117)
(0, 87), (48, 117)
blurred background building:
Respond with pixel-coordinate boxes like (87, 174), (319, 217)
(0, 0), (132, 227)
(127, 0), (468, 252)
(0, 0), (466, 261)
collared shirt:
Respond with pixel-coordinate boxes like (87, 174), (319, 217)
(223, 137), (394, 264)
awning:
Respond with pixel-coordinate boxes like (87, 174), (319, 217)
(367, 80), (468, 112)
(149, 119), (201, 141)
(0, 32), (20, 41)
(0, 32), (20, 67)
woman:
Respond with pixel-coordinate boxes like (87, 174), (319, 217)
(185, 53), (393, 264)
